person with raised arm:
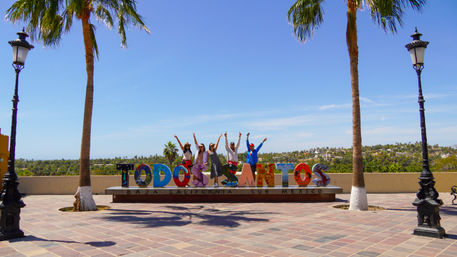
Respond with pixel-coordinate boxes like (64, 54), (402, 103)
(225, 132), (242, 175)
(246, 133), (267, 181)
(192, 133), (209, 187)
(174, 134), (193, 170)
(208, 134), (223, 187)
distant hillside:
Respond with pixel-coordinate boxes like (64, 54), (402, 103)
(15, 142), (457, 176)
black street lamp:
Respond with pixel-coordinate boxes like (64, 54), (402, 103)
(405, 28), (445, 238)
(0, 29), (33, 240)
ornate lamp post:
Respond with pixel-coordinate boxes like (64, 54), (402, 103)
(405, 28), (445, 238)
(0, 29), (34, 240)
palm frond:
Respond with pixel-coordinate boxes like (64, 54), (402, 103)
(62, 8), (74, 32)
(6, 0), (66, 46)
(66, 0), (86, 18)
(288, 0), (325, 43)
(94, 4), (114, 29)
(119, 0), (150, 33)
(7, 0), (149, 49)
(89, 23), (99, 58)
(117, 9), (127, 47)
(365, 0), (426, 33)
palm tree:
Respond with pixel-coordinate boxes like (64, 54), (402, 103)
(288, 0), (425, 210)
(7, 0), (149, 211)
(163, 141), (178, 170)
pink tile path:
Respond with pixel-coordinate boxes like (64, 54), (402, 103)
(1, 193), (457, 256)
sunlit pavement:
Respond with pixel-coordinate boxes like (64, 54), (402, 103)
(1, 193), (456, 256)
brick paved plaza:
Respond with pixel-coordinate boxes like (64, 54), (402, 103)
(1, 193), (456, 256)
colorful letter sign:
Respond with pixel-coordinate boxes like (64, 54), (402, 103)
(276, 163), (294, 187)
(294, 163), (312, 187)
(121, 162), (330, 188)
(173, 165), (191, 187)
(116, 163), (134, 187)
(256, 164), (275, 187)
(239, 164), (255, 186)
(312, 163), (330, 186)
(221, 164), (238, 187)
(134, 164), (153, 187)
(152, 164), (172, 187)
(0, 133), (8, 190)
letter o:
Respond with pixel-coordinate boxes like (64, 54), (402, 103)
(294, 163), (312, 187)
(173, 165), (191, 187)
(134, 164), (152, 187)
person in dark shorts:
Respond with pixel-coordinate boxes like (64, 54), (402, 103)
(221, 132), (242, 186)
(246, 133), (267, 181)
(224, 132), (241, 174)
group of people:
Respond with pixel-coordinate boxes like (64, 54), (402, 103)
(174, 132), (267, 187)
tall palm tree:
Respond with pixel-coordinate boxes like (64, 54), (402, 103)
(288, 0), (425, 210)
(7, 0), (149, 211)
(163, 141), (178, 170)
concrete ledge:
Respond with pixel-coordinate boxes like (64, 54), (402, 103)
(106, 185), (343, 203)
(16, 172), (457, 195)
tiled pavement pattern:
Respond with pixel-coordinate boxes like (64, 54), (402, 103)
(1, 193), (457, 256)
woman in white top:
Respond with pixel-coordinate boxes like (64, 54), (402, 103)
(224, 132), (241, 174)
(174, 135), (193, 170)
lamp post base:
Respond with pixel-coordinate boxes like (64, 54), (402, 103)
(0, 230), (24, 241)
(412, 197), (446, 239)
(0, 205), (25, 240)
(413, 226), (445, 239)
(0, 173), (26, 241)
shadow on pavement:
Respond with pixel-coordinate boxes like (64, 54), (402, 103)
(445, 234), (457, 240)
(388, 205), (457, 216)
(9, 235), (116, 247)
(438, 205), (457, 216)
(100, 206), (273, 228)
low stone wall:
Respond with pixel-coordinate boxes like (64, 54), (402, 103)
(16, 172), (457, 195)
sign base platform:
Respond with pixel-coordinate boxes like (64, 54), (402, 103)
(105, 185), (343, 203)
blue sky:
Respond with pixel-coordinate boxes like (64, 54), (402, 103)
(0, 0), (456, 159)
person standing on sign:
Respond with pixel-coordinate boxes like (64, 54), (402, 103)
(192, 133), (209, 187)
(208, 134), (223, 187)
(174, 135), (193, 170)
(246, 133), (267, 181)
(224, 132), (241, 174)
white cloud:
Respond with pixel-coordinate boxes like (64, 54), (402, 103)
(360, 97), (374, 104)
(319, 103), (351, 110)
(364, 126), (417, 136)
(245, 115), (313, 131)
(425, 93), (457, 99)
(433, 125), (457, 134)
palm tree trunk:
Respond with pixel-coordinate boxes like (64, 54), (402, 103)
(73, 13), (96, 211)
(346, 0), (367, 211)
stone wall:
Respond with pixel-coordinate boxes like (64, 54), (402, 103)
(16, 172), (457, 195)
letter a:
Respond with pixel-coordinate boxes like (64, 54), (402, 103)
(239, 164), (255, 187)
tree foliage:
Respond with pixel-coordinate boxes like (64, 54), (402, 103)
(15, 143), (456, 176)
(163, 141), (178, 169)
